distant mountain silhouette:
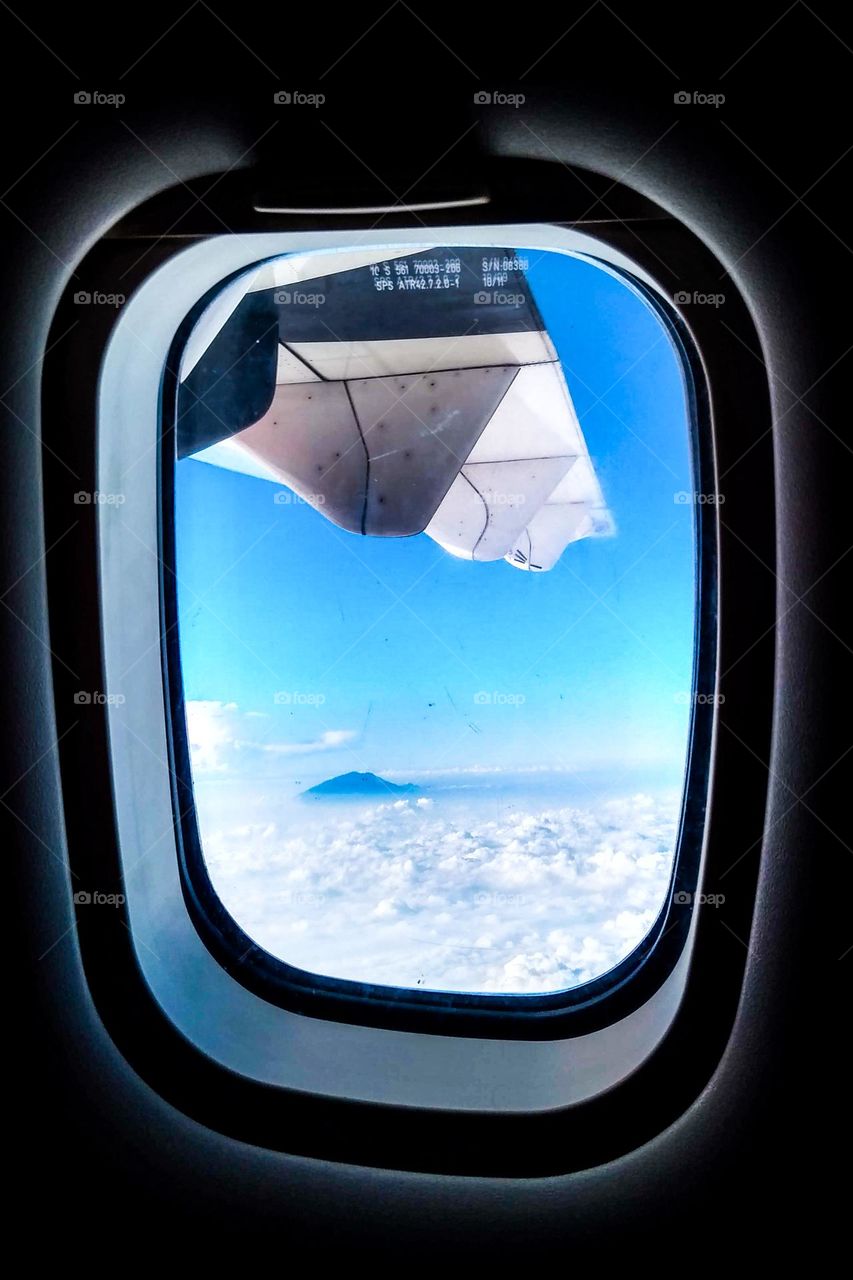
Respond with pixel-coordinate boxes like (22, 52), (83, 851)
(302, 771), (421, 800)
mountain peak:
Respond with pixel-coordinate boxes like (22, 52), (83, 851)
(302, 771), (421, 799)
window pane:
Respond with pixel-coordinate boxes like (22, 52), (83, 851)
(173, 243), (697, 995)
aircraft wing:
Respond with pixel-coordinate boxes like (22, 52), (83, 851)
(177, 246), (613, 571)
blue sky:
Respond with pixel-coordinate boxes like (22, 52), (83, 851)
(175, 248), (695, 795)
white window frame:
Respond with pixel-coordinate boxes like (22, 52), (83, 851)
(98, 224), (713, 1112)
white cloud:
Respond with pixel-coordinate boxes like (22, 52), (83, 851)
(185, 701), (357, 774)
(241, 729), (357, 756)
(185, 700), (238, 773)
(196, 788), (679, 994)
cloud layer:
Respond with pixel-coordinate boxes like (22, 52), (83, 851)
(197, 789), (677, 994)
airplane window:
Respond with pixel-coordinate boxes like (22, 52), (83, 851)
(171, 244), (699, 998)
